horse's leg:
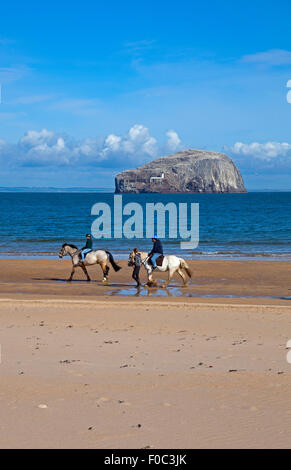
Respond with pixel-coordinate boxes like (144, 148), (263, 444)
(151, 277), (158, 287)
(145, 271), (152, 287)
(81, 264), (91, 282)
(67, 265), (76, 282)
(145, 268), (157, 287)
(100, 261), (108, 282)
(177, 267), (187, 286)
(162, 268), (175, 288)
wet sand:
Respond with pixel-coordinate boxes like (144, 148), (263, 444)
(0, 258), (290, 304)
(0, 259), (291, 448)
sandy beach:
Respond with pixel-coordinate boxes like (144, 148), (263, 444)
(0, 259), (291, 448)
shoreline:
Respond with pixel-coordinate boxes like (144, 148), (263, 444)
(1, 253), (291, 261)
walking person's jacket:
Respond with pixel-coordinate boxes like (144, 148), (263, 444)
(134, 252), (142, 267)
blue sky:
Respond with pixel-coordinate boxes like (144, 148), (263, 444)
(1, 0), (291, 189)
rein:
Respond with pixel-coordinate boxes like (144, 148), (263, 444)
(64, 246), (79, 257)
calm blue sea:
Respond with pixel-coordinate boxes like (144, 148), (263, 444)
(1, 192), (290, 259)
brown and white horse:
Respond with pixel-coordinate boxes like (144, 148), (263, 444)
(128, 249), (192, 287)
(59, 243), (121, 282)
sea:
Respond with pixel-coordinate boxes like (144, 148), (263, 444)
(1, 191), (290, 260)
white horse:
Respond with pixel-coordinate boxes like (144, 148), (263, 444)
(128, 250), (192, 288)
(59, 243), (121, 282)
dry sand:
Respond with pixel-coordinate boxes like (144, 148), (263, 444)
(0, 259), (290, 448)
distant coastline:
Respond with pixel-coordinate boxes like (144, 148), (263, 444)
(0, 187), (115, 193)
(0, 187), (290, 193)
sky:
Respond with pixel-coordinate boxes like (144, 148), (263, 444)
(1, 0), (291, 190)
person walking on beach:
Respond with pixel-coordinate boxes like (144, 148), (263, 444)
(149, 237), (163, 270)
(80, 233), (93, 261)
(132, 248), (142, 287)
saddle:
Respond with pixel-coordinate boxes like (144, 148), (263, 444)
(149, 255), (164, 267)
(78, 249), (92, 262)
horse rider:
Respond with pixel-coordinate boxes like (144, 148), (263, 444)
(148, 236), (163, 270)
(80, 233), (93, 262)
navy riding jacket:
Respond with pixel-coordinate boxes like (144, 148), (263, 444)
(150, 239), (163, 255)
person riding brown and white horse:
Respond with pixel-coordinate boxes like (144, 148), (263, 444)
(128, 246), (192, 288)
(148, 236), (163, 270)
(80, 233), (93, 262)
(59, 240), (121, 282)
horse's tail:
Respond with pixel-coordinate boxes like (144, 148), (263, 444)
(105, 251), (122, 272)
(179, 258), (192, 278)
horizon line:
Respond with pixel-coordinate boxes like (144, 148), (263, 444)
(0, 187), (290, 193)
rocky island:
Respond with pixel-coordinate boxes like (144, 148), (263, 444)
(115, 149), (246, 193)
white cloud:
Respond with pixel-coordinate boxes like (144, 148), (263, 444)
(74, 138), (102, 158)
(229, 141), (291, 160)
(19, 130), (74, 166)
(241, 49), (291, 66)
(227, 141), (291, 175)
(20, 129), (55, 147)
(105, 134), (122, 151)
(127, 124), (158, 156)
(100, 124), (158, 162)
(0, 125), (181, 168)
(166, 129), (181, 152)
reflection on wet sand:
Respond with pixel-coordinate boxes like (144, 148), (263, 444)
(107, 285), (291, 300)
(109, 286), (174, 297)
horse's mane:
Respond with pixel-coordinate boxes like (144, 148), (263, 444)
(63, 243), (78, 249)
